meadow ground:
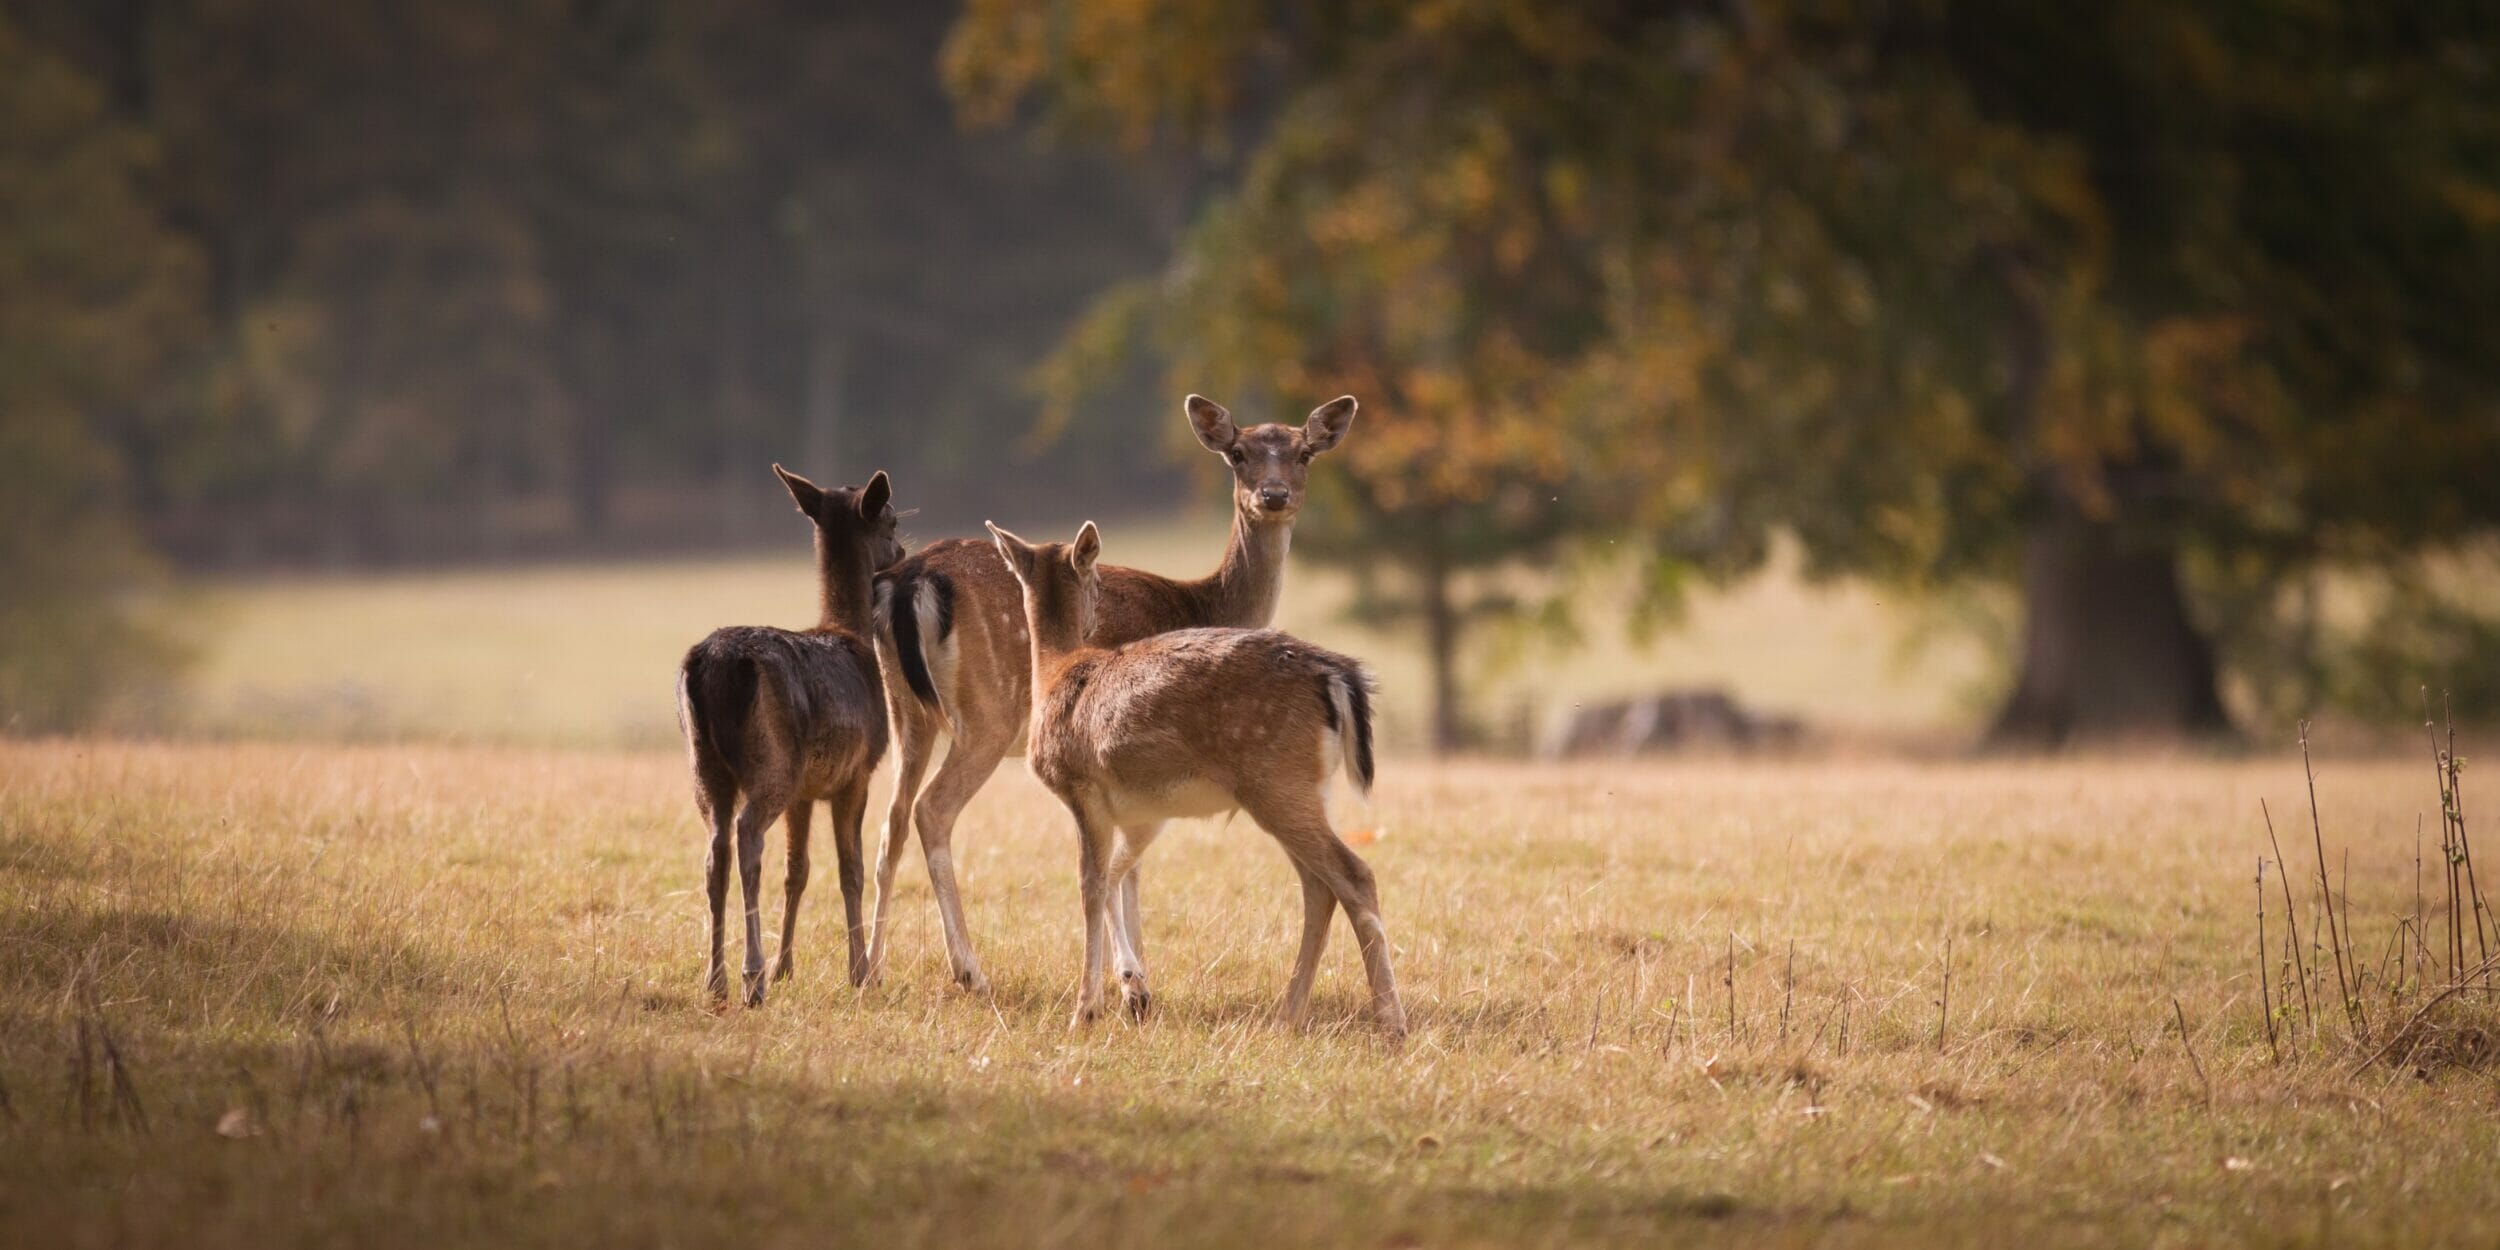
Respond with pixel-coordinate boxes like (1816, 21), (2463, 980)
(4, 736), (2496, 1248)
(174, 519), (1994, 751)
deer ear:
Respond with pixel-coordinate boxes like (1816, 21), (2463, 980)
(1302, 396), (1357, 455)
(1070, 521), (1101, 575)
(857, 470), (892, 521)
(773, 463), (824, 515)
(1185, 395), (1237, 455)
(985, 520), (1034, 581)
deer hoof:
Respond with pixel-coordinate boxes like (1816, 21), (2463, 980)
(956, 967), (992, 996)
(772, 953), (796, 982)
(1120, 972), (1152, 1021)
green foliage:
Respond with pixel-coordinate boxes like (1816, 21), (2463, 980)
(0, 17), (198, 729)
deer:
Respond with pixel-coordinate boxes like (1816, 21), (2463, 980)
(987, 519), (1407, 1036)
(677, 466), (903, 1008)
(864, 394), (1357, 993)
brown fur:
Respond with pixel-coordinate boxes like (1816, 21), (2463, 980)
(991, 520), (1406, 1037)
(863, 395), (1357, 991)
(679, 467), (902, 1007)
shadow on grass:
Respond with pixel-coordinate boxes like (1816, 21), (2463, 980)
(0, 1022), (1832, 1250)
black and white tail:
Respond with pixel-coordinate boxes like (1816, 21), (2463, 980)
(1321, 663), (1378, 796)
(881, 567), (954, 728)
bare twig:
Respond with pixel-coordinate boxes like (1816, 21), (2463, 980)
(1724, 933), (1737, 1046)
(2444, 693), (2490, 978)
(2301, 724), (2362, 1041)
(1781, 941), (1796, 1045)
(1935, 932), (1954, 1054)
(2263, 801), (2315, 1042)
(2173, 998), (2212, 1107)
(2257, 859), (2279, 1062)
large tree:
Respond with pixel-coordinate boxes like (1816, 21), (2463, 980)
(948, 0), (2500, 745)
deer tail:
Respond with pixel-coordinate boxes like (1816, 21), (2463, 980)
(1321, 662), (1378, 797)
(679, 643), (757, 777)
(885, 567), (954, 728)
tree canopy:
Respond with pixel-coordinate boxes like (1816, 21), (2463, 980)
(950, 0), (2500, 744)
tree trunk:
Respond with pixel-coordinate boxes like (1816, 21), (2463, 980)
(1986, 505), (2232, 748)
(1422, 528), (1464, 755)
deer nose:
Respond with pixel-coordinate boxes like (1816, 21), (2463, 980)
(1257, 486), (1292, 511)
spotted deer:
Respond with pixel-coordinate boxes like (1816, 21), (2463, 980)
(866, 394), (1357, 992)
(678, 467), (903, 1007)
(988, 519), (1407, 1036)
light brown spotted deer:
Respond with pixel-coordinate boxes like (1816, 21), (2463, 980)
(866, 394), (1357, 992)
(678, 467), (903, 1007)
(987, 519), (1406, 1037)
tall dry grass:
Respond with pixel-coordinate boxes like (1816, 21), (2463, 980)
(4, 737), (2497, 1246)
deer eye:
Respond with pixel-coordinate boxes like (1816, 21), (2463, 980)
(1226, 449), (1246, 466)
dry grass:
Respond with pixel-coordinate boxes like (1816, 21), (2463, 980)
(178, 521), (1991, 751)
(5, 737), (2498, 1247)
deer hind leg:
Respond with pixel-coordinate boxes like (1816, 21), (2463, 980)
(771, 799), (812, 984)
(1068, 802), (1117, 1029)
(1279, 862), (1336, 1029)
(698, 776), (737, 1006)
(911, 727), (1013, 994)
(1250, 786), (1407, 1038)
(1325, 837), (1406, 1037)
(1109, 822), (1163, 1021)
(864, 712), (937, 986)
(733, 791), (783, 1007)
(829, 778), (872, 986)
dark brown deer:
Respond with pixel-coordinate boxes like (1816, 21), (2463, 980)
(866, 394), (1357, 992)
(989, 520), (1406, 1037)
(678, 466), (902, 1007)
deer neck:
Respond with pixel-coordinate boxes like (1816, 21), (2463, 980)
(1023, 598), (1089, 689)
(1205, 508), (1293, 627)
(813, 535), (876, 637)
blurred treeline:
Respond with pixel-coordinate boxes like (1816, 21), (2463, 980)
(10, 1), (2500, 745)
(2, 0), (1185, 573)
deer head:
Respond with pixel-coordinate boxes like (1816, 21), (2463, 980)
(1186, 394), (1357, 523)
(774, 465), (903, 572)
(987, 519), (1101, 655)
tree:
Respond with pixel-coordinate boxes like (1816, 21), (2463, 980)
(0, 16), (203, 728)
(948, 0), (2500, 746)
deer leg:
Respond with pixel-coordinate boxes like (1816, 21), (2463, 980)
(699, 785), (735, 1006)
(831, 779), (871, 986)
(911, 728), (1013, 994)
(864, 711), (937, 986)
(1279, 861), (1336, 1029)
(1327, 837), (1407, 1038)
(733, 795), (777, 1007)
(771, 799), (813, 983)
(1070, 804), (1115, 1029)
(1109, 822), (1162, 1020)
(1248, 785), (1406, 1038)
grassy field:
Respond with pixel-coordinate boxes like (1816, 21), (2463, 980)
(5, 736), (2496, 1247)
(177, 518), (1994, 751)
